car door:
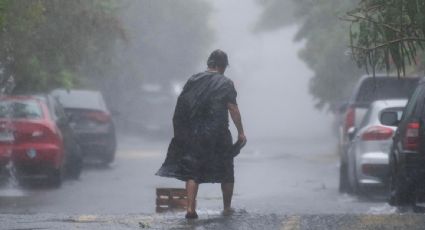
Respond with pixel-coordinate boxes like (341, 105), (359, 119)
(48, 96), (77, 156)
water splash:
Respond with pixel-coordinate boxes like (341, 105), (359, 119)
(5, 160), (19, 188)
(0, 160), (25, 197)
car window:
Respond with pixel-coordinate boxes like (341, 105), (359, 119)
(359, 105), (373, 129)
(54, 102), (67, 120)
(0, 100), (43, 119)
(52, 90), (107, 111)
(355, 78), (417, 104)
(380, 107), (404, 125)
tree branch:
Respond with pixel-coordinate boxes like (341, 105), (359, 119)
(350, 37), (425, 51)
(342, 12), (401, 33)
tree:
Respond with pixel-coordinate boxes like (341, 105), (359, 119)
(0, 0), (124, 93)
(345, 0), (425, 76)
(256, 0), (363, 109)
(100, 0), (214, 133)
(116, 0), (213, 85)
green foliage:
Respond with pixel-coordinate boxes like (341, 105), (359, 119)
(0, 0), (10, 27)
(117, 0), (213, 85)
(0, 0), (213, 116)
(0, 0), (124, 93)
(346, 0), (425, 76)
(256, 0), (363, 109)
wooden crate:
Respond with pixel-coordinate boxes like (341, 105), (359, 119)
(156, 188), (187, 212)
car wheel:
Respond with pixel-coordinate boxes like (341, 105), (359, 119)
(66, 144), (83, 179)
(102, 149), (115, 165)
(48, 168), (63, 188)
(348, 156), (359, 195)
(389, 156), (412, 206)
(101, 133), (116, 165)
(339, 159), (352, 193)
(66, 155), (83, 179)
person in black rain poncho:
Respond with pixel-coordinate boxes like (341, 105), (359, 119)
(156, 49), (246, 219)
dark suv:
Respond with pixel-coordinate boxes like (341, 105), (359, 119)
(388, 78), (425, 206)
(339, 75), (418, 192)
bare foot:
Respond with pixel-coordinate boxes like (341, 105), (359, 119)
(222, 208), (235, 216)
(185, 211), (198, 219)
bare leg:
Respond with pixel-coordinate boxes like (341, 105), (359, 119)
(186, 180), (199, 215)
(221, 182), (234, 211)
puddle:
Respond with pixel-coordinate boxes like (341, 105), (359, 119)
(367, 204), (397, 214)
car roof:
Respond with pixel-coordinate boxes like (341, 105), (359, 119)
(359, 74), (420, 79)
(0, 95), (43, 101)
(370, 99), (408, 110)
(51, 89), (107, 111)
(350, 76), (418, 104)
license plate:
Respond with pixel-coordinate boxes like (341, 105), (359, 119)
(0, 131), (14, 142)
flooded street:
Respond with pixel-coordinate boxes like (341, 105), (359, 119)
(1, 0), (425, 229)
(0, 3), (417, 227)
(0, 135), (355, 215)
(1, 134), (419, 229)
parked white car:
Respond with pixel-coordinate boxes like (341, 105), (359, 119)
(346, 99), (407, 194)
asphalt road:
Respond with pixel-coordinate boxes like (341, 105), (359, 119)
(0, 134), (424, 229)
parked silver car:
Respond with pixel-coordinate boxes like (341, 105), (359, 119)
(346, 99), (407, 194)
(338, 75), (418, 192)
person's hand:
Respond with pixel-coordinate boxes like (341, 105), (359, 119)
(238, 133), (247, 144)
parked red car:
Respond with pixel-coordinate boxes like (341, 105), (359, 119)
(0, 95), (82, 187)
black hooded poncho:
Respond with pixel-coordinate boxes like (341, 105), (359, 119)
(156, 71), (237, 183)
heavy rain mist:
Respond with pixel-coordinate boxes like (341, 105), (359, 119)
(209, 0), (333, 140)
(2, 0), (424, 229)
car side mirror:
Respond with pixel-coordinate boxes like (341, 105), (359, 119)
(348, 127), (357, 140)
(381, 111), (400, 127)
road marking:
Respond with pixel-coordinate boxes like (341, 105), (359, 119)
(356, 215), (421, 229)
(281, 215), (301, 230)
(75, 215), (98, 223)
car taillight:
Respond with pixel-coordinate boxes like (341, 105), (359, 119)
(345, 106), (355, 133)
(85, 111), (111, 123)
(15, 128), (58, 144)
(361, 126), (394, 141)
(403, 122), (420, 151)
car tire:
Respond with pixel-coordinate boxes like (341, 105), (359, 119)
(102, 149), (115, 165)
(66, 155), (83, 179)
(389, 156), (412, 206)
(101, 132), (116, 165)
(339, 160), (352, 193)
(48, 168), (63, 188)
(348, 157), (359, 195)
(66, 144), (83, 179)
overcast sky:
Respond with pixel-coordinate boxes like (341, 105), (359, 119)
(207, 0), (333, 140)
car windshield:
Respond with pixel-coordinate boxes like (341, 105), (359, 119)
(53, 90), (106, 111)
(355, 78), (418, 104)
(0, 100), (43, 119)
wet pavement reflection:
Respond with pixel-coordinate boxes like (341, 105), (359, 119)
(0, 135), (425, 229)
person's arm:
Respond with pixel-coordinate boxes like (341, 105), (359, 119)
(227, 103), (246, 143)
